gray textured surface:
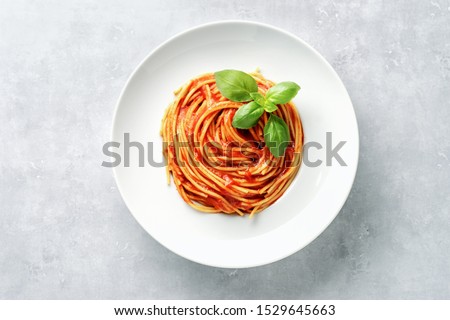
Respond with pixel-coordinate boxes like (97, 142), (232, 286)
(1, 0), (450, 299)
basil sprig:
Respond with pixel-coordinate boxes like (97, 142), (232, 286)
(214, 70), (300, 157)
(264, 114), (290, 158)
(232, 101), (264, 129)
(266, 81), (300, 104)
(214, 70), (258, 102)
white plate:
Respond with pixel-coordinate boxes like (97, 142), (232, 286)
(112, 21), (358, 268)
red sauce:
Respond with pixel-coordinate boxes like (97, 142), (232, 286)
(222, 174), (235, 187)
(244, 170), (255, 183)
(193, 148), (201, 161)
(285, 146), (294, 159)
(284, 146), (295, 167)
(200, 85), (208, 99)
(207, 144), (219, 154)
(276, 166), (292, 180)
(258, 83), (269, 91)
(189, 114), (200, 135)
(207, 198), (227, 212)
(168, 144), (175, 155)
(210, 92), (220, 102)
(178, 96), (186, 108)
(223, 196), (242, 210)
(177, 107), (188, 127)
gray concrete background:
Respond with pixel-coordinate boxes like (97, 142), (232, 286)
(1, 0), (449, 299)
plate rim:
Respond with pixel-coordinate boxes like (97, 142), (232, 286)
(111, 20), (360, 268)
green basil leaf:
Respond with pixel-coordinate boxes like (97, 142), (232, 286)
(214, 70), (258, 102)
(249, 92), (265, 107)
(266, 81), (300, 105)
(232, 101), (264, 129)
(264, 100), (278, 112)
(264, 114), (290, 157)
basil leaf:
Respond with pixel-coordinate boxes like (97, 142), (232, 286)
(264, 100), (278, 112)
(266, 81), (300, 105)
(250, 92), (265, 107)
(214, 70), (258, 102)
(232, 101), (264, 129)
(264, 114), (290, 157)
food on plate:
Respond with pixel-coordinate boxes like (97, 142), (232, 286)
(161, 70), (303, 215)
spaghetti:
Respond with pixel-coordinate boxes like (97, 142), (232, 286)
(161, 72), (303, 216)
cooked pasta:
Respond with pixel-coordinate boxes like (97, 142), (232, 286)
(161, 72), (303, 216)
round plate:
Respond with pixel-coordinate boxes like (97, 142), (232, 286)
(112, 21), (359, 268)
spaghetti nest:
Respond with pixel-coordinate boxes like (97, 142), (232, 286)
(161, 72), (303, 216)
